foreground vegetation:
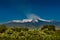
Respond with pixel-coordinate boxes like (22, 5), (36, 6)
(0, 25), (60, 40)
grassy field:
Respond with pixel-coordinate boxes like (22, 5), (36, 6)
(0, 25), (60, 40)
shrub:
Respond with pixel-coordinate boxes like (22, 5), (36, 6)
(0, 25), (7, 33)
(41, 25), (56, 31)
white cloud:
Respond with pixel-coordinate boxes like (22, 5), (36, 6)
(26, 13), (41, 20)
(26, 13), (52, 22)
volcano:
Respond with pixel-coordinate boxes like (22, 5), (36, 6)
(1, 18), (60, 28)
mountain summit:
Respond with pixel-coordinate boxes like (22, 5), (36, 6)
(7, 18), (52, 23)
(1, 18), (60, 28)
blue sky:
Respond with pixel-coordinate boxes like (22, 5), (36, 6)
(0, 0), (60, 23)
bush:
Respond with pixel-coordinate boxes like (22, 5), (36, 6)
(11, 27), (29, 32)
(0, 25), (59, 40)
(0, 25), (7, 33)
(41, 25), (56, 31)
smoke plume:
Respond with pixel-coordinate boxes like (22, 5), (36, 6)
(26, 13), (51, 22)
(26, 13), (41, 20)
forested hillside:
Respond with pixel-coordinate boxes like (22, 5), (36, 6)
(0, 25), (60, 40)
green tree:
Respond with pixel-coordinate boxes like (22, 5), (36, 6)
(41, 25), (56, 31)
(11, 27), (29, 32)
(0, 25), (7, 33)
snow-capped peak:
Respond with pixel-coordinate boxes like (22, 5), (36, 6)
(38, 18), (52, 22)
(11, 19), (33, 23)
(12, 20), (22, 22)
(11, 18), (52, 23)
(22, 19), (33, 22)
(4, 18), (52, 24)
(12, 18), (52, 23)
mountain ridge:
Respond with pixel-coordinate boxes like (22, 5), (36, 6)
(1, 18), (60, 28)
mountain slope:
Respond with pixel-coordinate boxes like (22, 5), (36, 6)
(2, 19), (60, 28)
